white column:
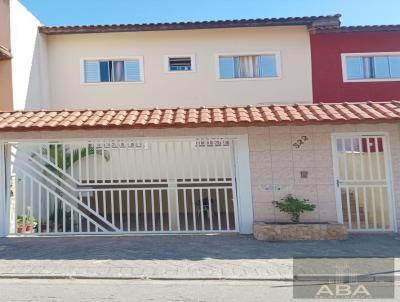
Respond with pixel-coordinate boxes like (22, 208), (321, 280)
(167, 182), (179, 231)
(234, 135), (253, 234)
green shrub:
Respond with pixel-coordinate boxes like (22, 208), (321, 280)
(273, 194), (316, 223)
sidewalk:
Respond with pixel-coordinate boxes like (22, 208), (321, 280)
(0, 234), (399, 280)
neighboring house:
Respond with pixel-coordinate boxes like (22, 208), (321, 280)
(1, 4), (400, 238)
(0, 0), (13, 111)
(311, 26), (400, 103)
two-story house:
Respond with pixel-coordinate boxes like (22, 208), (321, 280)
(1, 5), (400, 239)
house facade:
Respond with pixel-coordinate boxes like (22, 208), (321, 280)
(311, 26), (400, 103)
(1, 6), (400, 237)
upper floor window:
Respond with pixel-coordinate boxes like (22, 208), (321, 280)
(164, 55), (196, 73)
(343, 53), (400, 82)
(217, 53), (279, 80)
(83, 58), (143, 83)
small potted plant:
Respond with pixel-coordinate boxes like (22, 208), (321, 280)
(253, 194), (347, 240)
(272, 194), (315, 223)
(17, 215), (38, 233)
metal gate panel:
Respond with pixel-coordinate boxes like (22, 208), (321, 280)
(333, 135), (395, 232)
(8, 137), (239, 235)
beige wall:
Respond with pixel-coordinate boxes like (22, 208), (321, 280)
(3, 122), (400, 231)
(0, 0), (11, 50)
(0, 0), (13, 111)
(46, 26), (313, 109)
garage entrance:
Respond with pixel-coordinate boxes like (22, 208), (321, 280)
(6, 137), (241, 235)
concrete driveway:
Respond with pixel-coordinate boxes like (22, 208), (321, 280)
(0, 234), (399, 280)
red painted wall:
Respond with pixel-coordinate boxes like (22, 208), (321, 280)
(311, 31), (400, 103)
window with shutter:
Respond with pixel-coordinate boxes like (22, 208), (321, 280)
(83, 58), (143, 83)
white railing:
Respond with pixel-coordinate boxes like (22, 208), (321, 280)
(8, 137), (238, 235)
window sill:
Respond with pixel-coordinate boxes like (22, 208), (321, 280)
(343, 78), (400, 83)
(80, 81), (145, 86)
(216, 76), (282, 82)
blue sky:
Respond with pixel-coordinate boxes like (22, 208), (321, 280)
(20, 0), (400, 27)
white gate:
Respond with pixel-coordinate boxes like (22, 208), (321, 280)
(333, 134), (395, 232)
(7, 137), (239, 235)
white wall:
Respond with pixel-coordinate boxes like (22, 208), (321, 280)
(10, 0), (50, 110)
(46, 26), (313, 109)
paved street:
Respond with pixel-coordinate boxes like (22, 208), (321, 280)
(0, 234), (399, 280)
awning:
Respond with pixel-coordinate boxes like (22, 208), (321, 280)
(0, 101), (399, 132)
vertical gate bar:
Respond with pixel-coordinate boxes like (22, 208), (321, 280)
(165, 142), (170, 182)
(366, 137), (374, 180)
(345, 186), (352, 229)
(191, 189), (196, 231)
(95, 191), (99, 214)
(175, 188), (180, 231)
(22, 174), (26, 231)
(143, 190), (148, 232)
(46, 191), (50, 233)
(111, 190), (115, 226)
(125, 143), (130, 183)
(29, 177), (33, 234)
(38, 184), (42, 233)
(100, 141), (105, 184)
(133, 143), (139, 183)
(375, 137), (382, 180)
(205, 141), (210, 182)
(216, 188), (221, 231)
(197, 141), (202, 182)
(62, 143), (66, 174)
(135, 189), (139, 231)
(180, 141), (185, 181)
(208, 188), (213, 230)
(157, 141), (162, 183)
(119, 190), (123, 231)
(224, 188), (230, 230)
(183, 189), (188, 231)
(85, 143), (90, 184)
(109, 142), (114, 184)
(127, 190), (131, 232)
(167, 187), (172, 231)
(159, 189), (164, 232)
(54, 196), (58, 233)
(55, 144), (59, 170)
(103, 191), (106, 219)
(78, 143), (82, 184)
(200, 189), (204, 231)
(354, 187), (361, 230)
(172, 141), (178, 181)
(46, 144), (50, 162)
(70, 144), (74, 179)
(212, 142), (218, 181)
(140, 141), (146, 182)
(380, 187), (386, 229)
(358, 138), (365, 181)
(117, 141), (122, 183)
(86, 217), (90, 233)
(149, 142), (155, 183)
(342, 138), (349, 181)
(350, 138), (356, 180)
(151, 189), (155, 231)
(63, 200), (66, 233)
(78, 212), (82, 233)
(363, 187), (369, 229)
(222, 143), (227, 181)
(86, 192), (90, 207)
(371, 187), (377, 229)
(70, 208), (74, 233)
(188, 141), (194, 182)
(94, 142), (98, 184)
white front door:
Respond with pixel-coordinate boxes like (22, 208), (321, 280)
(333, 134), (395, 232)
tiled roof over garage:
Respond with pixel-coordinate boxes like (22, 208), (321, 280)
(0, 101), (399, 132)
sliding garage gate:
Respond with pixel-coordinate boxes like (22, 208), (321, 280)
(7, 137), (239, 235)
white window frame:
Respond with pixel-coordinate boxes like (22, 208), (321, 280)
(215, 51), (282, 81)
(341, 52), (400, 83)
(164, 54), (196, 73)
(80, 56), (145, 85)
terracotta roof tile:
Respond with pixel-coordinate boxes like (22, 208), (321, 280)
(1, 101), (400, 132)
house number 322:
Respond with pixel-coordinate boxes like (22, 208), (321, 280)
(292, 136), (309, 149)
